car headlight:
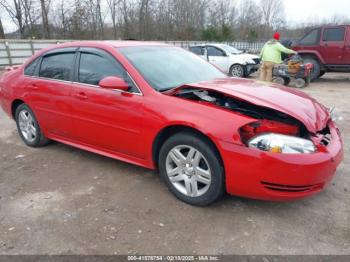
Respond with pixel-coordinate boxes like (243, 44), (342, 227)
(248, 133), (316, 154)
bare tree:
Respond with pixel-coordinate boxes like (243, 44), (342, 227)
(0, 16), (5, 38)
(39, 0), (50, 38)
(260, 0), (285, 32)
(106, 0), (120, 39)
(237, 0), (262, 41)
(0, 0), (25, 38)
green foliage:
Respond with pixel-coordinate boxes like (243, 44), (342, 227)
(247, 29), (258, 42)
(201, 27), (220, 41)
(201, 24), (234, 42)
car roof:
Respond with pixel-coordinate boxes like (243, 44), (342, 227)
(36, 41), (170, 54)
(190, 43), (228, 48)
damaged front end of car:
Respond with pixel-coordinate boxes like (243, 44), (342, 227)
(168, 85), (334, 155)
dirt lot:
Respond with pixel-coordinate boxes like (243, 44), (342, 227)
(0, 73), (349, 255)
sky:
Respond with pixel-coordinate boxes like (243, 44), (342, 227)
(283, 0), (350, 24)
(1, 0), (350, 33)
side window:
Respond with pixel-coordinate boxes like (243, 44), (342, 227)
(323, 28), (345, 42)
(189, 46), (204, 55)
(78, 52), (125, 86)
(207, 46), (226, 57)
(299, 29), (320, 45)
(24, 57), (40, 76)
(39, 53), (75, 81)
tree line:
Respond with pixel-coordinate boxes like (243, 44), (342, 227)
(0, 0), (349, 41)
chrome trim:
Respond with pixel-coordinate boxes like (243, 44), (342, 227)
(24, 74), (143, 96)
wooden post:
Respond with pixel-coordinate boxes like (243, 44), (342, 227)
(29, 39), (35, 55)
(4, 41), (12, 66)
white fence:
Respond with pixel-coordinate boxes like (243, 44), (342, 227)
(0, 39), (264, 67)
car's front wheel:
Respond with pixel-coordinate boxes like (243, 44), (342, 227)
(15, 103), (50, 147)
(229, 64), (245, 78)
(158, 132), (224, 206)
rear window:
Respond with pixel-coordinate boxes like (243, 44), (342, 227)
(189, 46), (204, 55)
(39, 52), (75, 81)
(24, 57), (40, 76)
(323, 27), (345, 42)
(299, 29), (320, 46)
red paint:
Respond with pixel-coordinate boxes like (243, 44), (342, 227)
(0, 41), (344, 201)
(239, 120), (299, 144)
(293, 25), (350, 68)
(99, 76), (129, 91)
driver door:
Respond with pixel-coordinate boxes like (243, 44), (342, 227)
(70, 47), (145, 159)
(206, 46), (229, 73)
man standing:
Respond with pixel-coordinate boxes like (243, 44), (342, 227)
(259, 32), (297, 82)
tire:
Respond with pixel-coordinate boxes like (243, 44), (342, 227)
(158, 132), (224, 206)
(229, 64), (245, 78)
(284, 77), (291, 86)
(302, 56), (321, 81)
(15, 104), (50, 147)
(295, 78), (306, 88)
(272, 77), (286, 85)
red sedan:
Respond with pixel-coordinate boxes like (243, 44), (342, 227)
(0, 41), (343, 205)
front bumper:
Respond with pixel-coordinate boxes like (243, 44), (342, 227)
(220, 121), (343, 201)
(246, 63), (260, 74)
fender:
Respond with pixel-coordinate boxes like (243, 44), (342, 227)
(297, 50), (326, 64)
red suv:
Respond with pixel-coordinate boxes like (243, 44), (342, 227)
(293, 25), (350, 80)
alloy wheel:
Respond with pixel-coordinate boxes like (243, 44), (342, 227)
(18, 109), (37, 143)
(231, 65), (244, 77)
(165, 145), (212, 197)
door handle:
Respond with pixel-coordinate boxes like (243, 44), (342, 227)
(73, 92), (88, 100)
(27, 83), (39, 90)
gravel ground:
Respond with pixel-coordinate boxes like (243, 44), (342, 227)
(0, 72), (349, 255)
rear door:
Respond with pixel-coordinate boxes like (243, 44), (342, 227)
(27, 48), (76, 138)
(320, 26), (346, 64)
(206, 46), (229, 73)
(189, 46), (206, 60)
(342, 26), (350, 64)
(70, 47), (145, 158)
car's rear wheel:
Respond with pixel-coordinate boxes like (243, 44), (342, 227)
(15, 104), (50, 147)
(230, 64), (245, 78)
(158, 132), (224, 206)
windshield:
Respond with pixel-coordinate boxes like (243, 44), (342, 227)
(219, 45), (242, 54)
(118, 46), (226, 91)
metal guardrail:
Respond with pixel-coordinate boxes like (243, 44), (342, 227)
(0, 39), (264, 67)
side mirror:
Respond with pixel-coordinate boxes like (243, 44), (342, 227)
(99, 76), (129, 91)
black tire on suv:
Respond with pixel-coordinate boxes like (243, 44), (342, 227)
(302, 56), (321, 81)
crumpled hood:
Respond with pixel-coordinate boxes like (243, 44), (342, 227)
(173, 78), (329, 134)
(235, 53), (259, 61)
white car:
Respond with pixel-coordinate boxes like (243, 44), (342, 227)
(189, 43), (260, 78)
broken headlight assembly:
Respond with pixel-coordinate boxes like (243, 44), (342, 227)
(248, 133), (316, 154)
(240, 121), (315, 154)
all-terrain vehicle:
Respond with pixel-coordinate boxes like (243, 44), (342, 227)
(272, 54), (313, 88)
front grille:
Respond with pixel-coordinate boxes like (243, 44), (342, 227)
(261, 181), (323, 193)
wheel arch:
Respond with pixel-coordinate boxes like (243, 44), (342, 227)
(298, 51), (325, 65)
(152, 125), (224, 170)
(11, 99), (25, 119)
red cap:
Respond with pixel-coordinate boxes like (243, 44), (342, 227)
(273, 32), (280, 40)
